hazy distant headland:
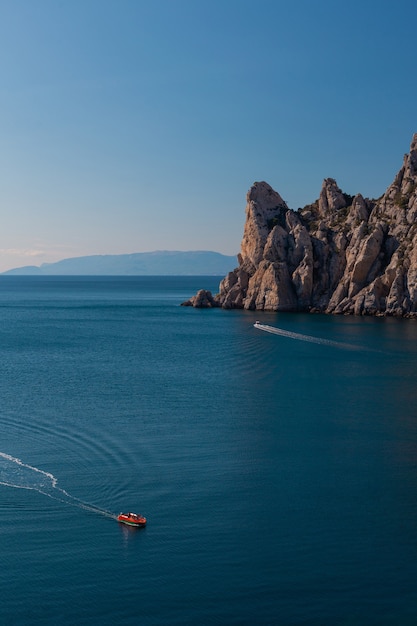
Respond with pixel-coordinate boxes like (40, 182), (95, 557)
(183, 133), (417, 317)
(2, 251), (237, 276)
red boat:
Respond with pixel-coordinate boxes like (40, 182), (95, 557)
(117, 512), (147, 527)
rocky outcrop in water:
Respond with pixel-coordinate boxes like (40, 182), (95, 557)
(184, 134), (417, 316)
(182, 289), (219, 308)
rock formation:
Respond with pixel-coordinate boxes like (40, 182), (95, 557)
(183, 289), (219, 308)
(183, 133), (417, 316)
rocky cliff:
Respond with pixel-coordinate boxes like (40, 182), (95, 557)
(183, 133), (417, 316)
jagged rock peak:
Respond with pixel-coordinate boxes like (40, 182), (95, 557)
(185, 134), (417, 316)
(246, 181), (287, 207)
(240, 182), (289, 269)
(318, 178), (348, 216)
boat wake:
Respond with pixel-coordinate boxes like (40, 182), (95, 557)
(253, 322), (363, 351)
(0, 451), (116, 520)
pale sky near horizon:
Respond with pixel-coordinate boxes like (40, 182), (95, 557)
(0, 0), (416, 272)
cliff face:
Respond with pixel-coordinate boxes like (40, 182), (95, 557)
(214, 134), (417, 316)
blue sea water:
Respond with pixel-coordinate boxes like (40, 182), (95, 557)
(1, 276), (417, 625)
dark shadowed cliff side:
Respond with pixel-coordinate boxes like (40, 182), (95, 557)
(183, 133), (417, 316)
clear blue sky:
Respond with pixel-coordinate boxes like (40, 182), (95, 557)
(0, 0), (416, 272)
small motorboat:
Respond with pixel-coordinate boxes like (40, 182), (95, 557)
(117, 512), (147, 527)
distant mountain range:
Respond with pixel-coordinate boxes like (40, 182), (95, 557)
(2, 251), (237, 276)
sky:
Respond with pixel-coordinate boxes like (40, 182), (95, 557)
(0, 0), (416, 272)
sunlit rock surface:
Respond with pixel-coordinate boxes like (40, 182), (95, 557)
(190, 134), (417, 316)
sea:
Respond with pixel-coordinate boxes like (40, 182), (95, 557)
(1, 276), (417, 625)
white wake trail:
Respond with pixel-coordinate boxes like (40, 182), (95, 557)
(253, 322), (363, 351)
(0, 451), (116, 519)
